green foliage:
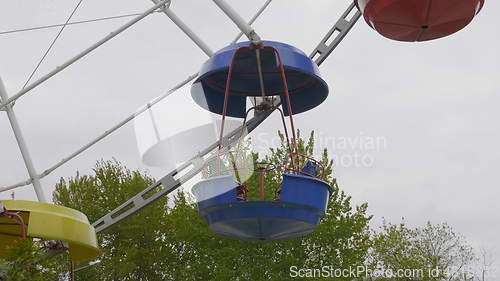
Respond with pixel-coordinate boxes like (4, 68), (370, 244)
(0, 239), (64, 281)
(4, 131), (372, 280)
(53, 160), (169, 281)
(369, 220), (476, 281)
(4, 130), (480, 281)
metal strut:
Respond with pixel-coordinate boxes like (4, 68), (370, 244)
(92, 1), (361, 235)
(0, 77), (47, 202)
(213, 0), (262, 44)
(151, 0), (214, 57)
(309, 2), (361, 65)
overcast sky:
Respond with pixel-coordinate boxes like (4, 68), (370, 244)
(1, 0), (499, 276)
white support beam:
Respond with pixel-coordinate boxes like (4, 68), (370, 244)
(37, 74), (198, 179)
(0, 77), (47, 202)
(309, 2), (361, 65)
(0, 74), (198, 194)
(0, 179), (32, 193)
(151, 0), (214, 57)
(0, 0), (168, 112)
(231, 0), (272, 44)
(212, 0), (261, 44)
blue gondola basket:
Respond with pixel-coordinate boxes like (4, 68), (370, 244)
(192, 173), (331, 241)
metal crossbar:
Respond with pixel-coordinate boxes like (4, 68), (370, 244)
(310, 1), (361, 65)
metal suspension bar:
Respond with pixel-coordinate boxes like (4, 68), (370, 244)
(0, 12), (163, 36)
(233, 0), (273, 106)
(309, 1), (361, 65)
(69, 259), (75, 281)
(258, 167), (265, 200)
(218, 46), (246, 151)
(275, 107), (295, 171)
(212, 0), (261, 44)
(0, 0), (275, 193)
(268, 46), (300, 171)
(217, 46), (250, 174)
(0, 179), (32, 192)
(255, 48), (267, 98)
(2, 0), (361, 272)
(37, 74), (197, 178)
(0, 0), (168, 112)
(0, 77), (47, 202)
(151, 0), (214, 57)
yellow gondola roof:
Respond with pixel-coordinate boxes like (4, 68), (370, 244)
(0, 200), (99, 261)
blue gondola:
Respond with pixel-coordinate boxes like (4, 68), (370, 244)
(190, 41), (332, 241)
(192, 173), (331, 241)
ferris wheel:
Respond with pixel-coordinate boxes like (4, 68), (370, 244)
(0, 0), (485, 273)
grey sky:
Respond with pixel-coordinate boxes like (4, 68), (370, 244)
(1, 0), (499, 276)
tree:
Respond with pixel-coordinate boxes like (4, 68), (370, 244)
(2, 130), (485, 281)
(0, 239), (66, 281)
(1, 160), (169, 281)
(53, 160), (170, 281)
(51, 131), (372, 280)
(156, 131), (373, 281)
(369, 220), (476, 281)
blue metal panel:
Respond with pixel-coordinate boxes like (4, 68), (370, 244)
(194, 173), (332, 241)
(196, 188), (238, 210)
(198, 201), (323, 241)
(301, 161), (319, 176)
(280, 174), (331, 212)
(191, 41), (329, 118)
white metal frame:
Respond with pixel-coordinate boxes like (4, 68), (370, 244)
(212, 0), (262, 44)
(0, 77), (47, 201)
(0, 0), (169, 112)
(0, 1), (363, 272)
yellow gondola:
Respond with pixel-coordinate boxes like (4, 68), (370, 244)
(0, 200), (99, 261)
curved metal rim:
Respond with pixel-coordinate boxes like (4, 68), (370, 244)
(198, 200), (326, 218)
(0, 200), (100, 261)
(208, 217), (318, 242)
